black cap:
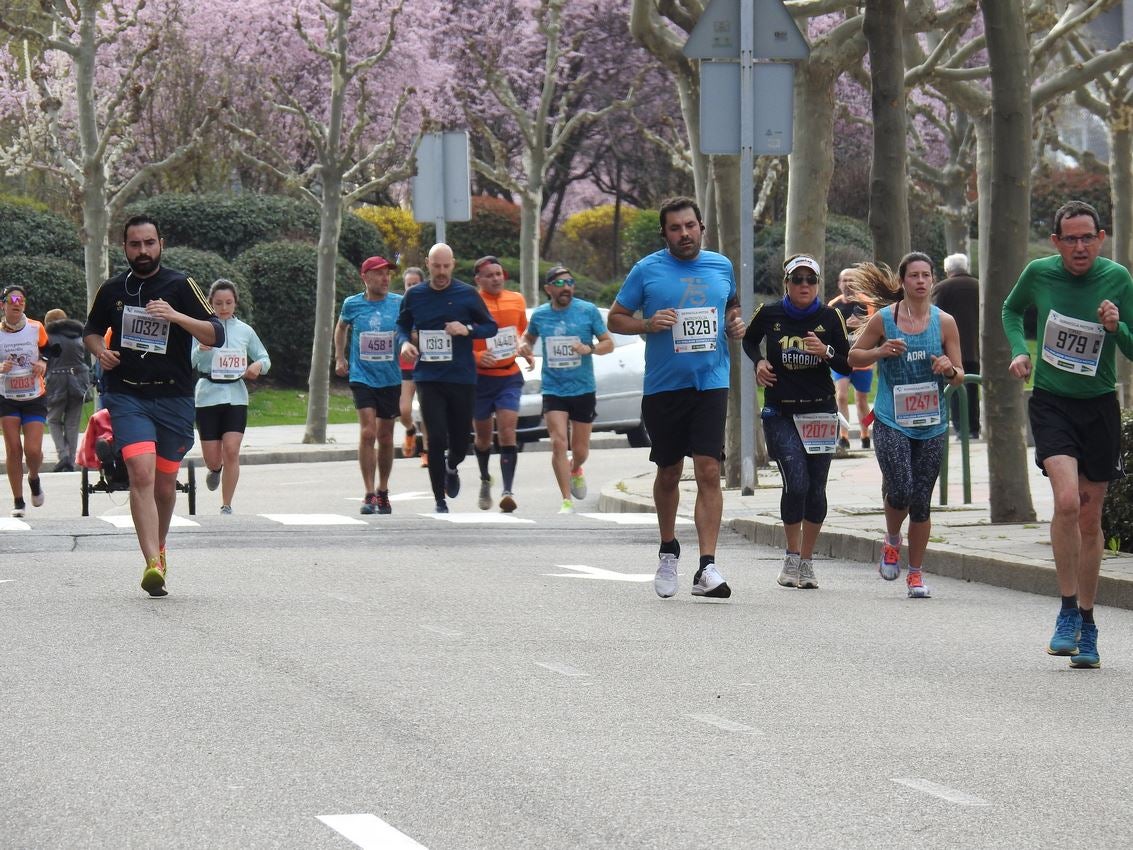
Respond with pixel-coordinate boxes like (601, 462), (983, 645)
(545, 265), (572, 285)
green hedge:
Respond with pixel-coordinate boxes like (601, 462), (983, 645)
(621, 209), (663, 268)
(421, 195), (521, 259)
(0, 255), (87, 319)
(122, 193), (386, 266)
(161, 247), (255, 322)
(234, 241), (357, 386)
(754, 214), (873, 297)
(0, 200), (83, 266)
(1102, 410), (1133, 553)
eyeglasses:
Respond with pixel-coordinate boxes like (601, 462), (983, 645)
(1056, 234), (1099, 246)
(549, 278), (575, 287)
(788, 274), (819, 285)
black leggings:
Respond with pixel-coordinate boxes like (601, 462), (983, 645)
(872, 421), (945, 523)
(762, 413), (832, 526)
(417, 381), (475, 501)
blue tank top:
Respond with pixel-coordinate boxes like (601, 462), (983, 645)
(873, 303), (949, 439)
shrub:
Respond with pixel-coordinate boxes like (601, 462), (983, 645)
(1031, 166), (1112, 237)
(560, 204), (641, 282)
(354, 205), (422, 266)
(234, 241), (357, 386)
(161, 247), (254, 322)
(1102, 410), (1133, 553)
(122, 193), (385, 266)
(0, 255), (87, 319)
(422, 195), (521, 260)
(0, 199), (83, 266)
(754, 214), (873, 297)
(621, 209), (662, 267)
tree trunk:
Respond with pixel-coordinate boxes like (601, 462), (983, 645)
(785, 59), (839, 271)
(713, 154), (744, 489)
(863, 0), (910, 268)
(75, 2), (108, 306)
(1109, 112), (1133, 403)
(304, 183), (343, 444)
(981, 0), (1036, 523)
(518, 184), (542, 304)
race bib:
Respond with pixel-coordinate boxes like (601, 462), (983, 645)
(546, 336), (581, 369)
(3, 369), (38, 400)
(893, 381), (941, 427)
(487, 326), (518, 359)
(418, 329), (453, 362)
(120, 305), (170, 354)
(359, 330), (395, 362)
(210, 348), (248, 380)
(792, 412), (839, 454)
(1041, 310), (1104, 376)
(673, 307), (718, 353)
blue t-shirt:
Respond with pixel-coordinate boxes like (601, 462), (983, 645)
(614, 248), (736, 395)
(396, 280), (498, 385)
(339, 292), (403, 388)
(527, 298), (608, 397)
(872, 304), (949, 439)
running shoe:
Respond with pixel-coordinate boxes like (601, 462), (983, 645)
(360, 493), (378, 515)
(1047, 609), (1082, 656)
(499, 491), (517, 513)
(419, 451), (429, 468)
(402, 430), (417, 458)
(777, 552), (800, 588)
(29, 477), (43, 508)
(159, 547), (167, 572)
(478, 477), (492, 510)
(861, 437), (871, 450)
(445, 467), (461, 499)
(558, 498), (573, 514)
(692, 562), (731, 598)
(798, 558), (819, 590)
(1070, 622), (1100, 668)
(140, 555), (167, 597)
(906, 570), (931, 598)
(570, 468), (587, 500)
(879, 539), (901, 581)
(435, 499), (449, 514)
(654, 552), (679, 598)
(11, 499), (25, 518)
(206, 467), (221, 491)
(376, 490), (392, 515)
(220, 505), (233, 515)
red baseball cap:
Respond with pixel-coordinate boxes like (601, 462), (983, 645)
(360, 256), (396, 274)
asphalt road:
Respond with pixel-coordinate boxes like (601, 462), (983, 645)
(2, 452), (1132, 849)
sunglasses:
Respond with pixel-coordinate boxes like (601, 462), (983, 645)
(4, 293), (24, 305)
(788, 274), (819, 285)
(549, 278), (575, 288)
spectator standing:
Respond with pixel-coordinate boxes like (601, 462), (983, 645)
(933, 253), (981, 438)
(44, 308), (91, 472)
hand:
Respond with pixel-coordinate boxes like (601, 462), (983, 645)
(524, 355), (536, 371)
(145, 298), (178, 322)
(0, 359), (10, 374)
(1008, 353), (1031, 380)
(803, 332), (828, 358)
(517, 341), (533, 360)
(480, 351), (498, 368)
(32, 359), (47, 378)
(1098, 299), (1120, 333)
(96, 349), (120, 371)
(571, 341), (591, 355)
(879, 338), (906, 358)
(645, 309), (677, 333)
(400, 342), (419, 365)
(245, 362), (263, 380)
(444, 320), (470, 337)
(726, 313), (746, 339)
(930, 354), (955, 377)
(334, 357), (348, 377)
(755, 359), (777, 387)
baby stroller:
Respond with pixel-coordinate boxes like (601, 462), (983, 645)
(76, 408), (197, 517)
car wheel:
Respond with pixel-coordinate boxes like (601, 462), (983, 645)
(625, 422), (651, 448)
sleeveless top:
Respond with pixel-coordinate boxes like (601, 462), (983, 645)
(872, 303), (949, 439)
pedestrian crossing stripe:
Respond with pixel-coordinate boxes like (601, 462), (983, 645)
(0, 518), (31, 531)
(261, 514), (367, 526)
(580, 513), (692, 525)
(423, 513), (536, 524)
(100, 515), (200, 529)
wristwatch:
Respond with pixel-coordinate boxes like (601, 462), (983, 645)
(465, 323), (474, 334)
(824, 344), (835, 359)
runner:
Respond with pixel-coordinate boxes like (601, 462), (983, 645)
(608, 196), (746, 599)
(743, 255), (851, 589)
(398, 266), (426, 464)
(471, 256), (530, 512)
(828, 267), (873, 450)
(847, 253), (965, 599)
(1, 285), (50, 517)
(192, 279), (270, 515)
(335, 256), (403, 515)
(520, 265), (613, 513)
(1002, 199), (1133, 668)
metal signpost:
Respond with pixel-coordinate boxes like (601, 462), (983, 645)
(412, 131), (472, 245)
(684, 0), (808, 493)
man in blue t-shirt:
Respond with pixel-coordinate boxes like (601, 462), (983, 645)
(520, 265), (613, 513)
(335, 255), (404, 516)
(609, 196), (746, 601)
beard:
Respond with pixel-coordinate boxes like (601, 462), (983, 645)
(127, 249), (161, 276)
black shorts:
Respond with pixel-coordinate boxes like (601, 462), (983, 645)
(401, 369), (415, 383)
(0, 395), (48, 424)
(543, 392), (597, 423)
(350, 382), (401, 419)
(195, 403), (249, 441)
(1029, 388), (1124, 482)
(641, 387), (728, 467)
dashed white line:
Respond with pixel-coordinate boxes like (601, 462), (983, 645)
(317, 813), (429, 849)
(534, 661), (588, 677)
(890, 778), (991, 806)
(686, 713), (760, 734)
(260, 514), (367, 526)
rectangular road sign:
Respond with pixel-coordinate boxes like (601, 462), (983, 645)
(412, 131), (471, 223)
(684, 0), (808, 60)
(698, 61), (795, 155)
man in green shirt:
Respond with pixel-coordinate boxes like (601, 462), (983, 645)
(1002, 200), (1133, 669)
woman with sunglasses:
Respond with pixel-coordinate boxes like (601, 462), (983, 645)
(742, 255), (851, 589)
(0, 285), (51, 517)
(847, 253), (965, 599)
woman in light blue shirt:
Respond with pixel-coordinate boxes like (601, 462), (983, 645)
(191, 279), (270, 514)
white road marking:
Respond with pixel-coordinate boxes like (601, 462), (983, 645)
(545, 564), (654, 582)
(890, 778), (991, 806)
(686, 713), (760, 734)
(317, 813), (429, 849)
(0, 518), (31, 531)
(100, 515), (199, 529)
(422, 513), (535, 524)
(581, 512), (692, 525)
(260, 514), (367, 526)
(0, 579), (14, 584)
(534, 661), (588, 677)
(420, 624), (463, 638)
(388, 491), (434, 502)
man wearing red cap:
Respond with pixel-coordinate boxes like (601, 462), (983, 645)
(335, 256), (403, 515)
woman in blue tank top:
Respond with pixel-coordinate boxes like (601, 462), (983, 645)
(847, 253), (966, 599)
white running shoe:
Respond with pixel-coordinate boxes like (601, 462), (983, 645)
(559, 498), (574, 514)
(29, 477), (44, 508)
(798, 558), (819, 589)
(478, 477), (492, 510)
(692, 562), (731, 598)
(654, 552), (679, 598)
(777, 552), (800, 588)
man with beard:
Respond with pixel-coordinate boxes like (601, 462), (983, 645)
(519, 265), (613, 513)
(84, 216), (223, 597)
(397, 243), (496, 513)
(608, 196), (746, 600)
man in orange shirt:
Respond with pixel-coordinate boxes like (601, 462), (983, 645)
(471, 256), (531, 512)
